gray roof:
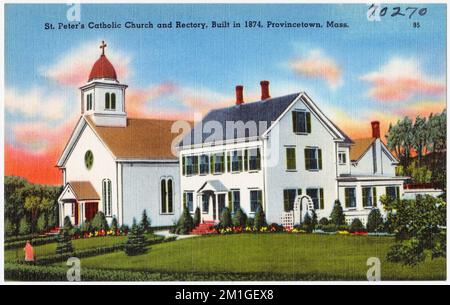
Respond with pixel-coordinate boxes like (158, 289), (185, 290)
(179, 92), (353, 146)
(198, 180), (228, 193)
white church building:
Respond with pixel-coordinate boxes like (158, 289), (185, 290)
(178, 82), (406, 226)
(57, 42), (182, 228)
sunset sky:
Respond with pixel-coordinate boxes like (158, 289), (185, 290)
(5, 3), (446, 185)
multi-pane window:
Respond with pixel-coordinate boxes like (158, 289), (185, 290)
(306, 188), (324, 210)
(184, 192), (194, 213)
(362, 187), (377, 207)
(283, 189), (302, 211)
(305, 148), (322, 170)
(86, 93), (93, 111)
(345, 188), (356, 208)
(161, 178), (174, 214)
(102, 179), (112, 216)
(105, 92), (116, 110)
(248, 148), (261, 171)
(231, 150), (243, 172)
(338, 152), (347, 165)
(212, 153), (225, 174)
(250, 190), (263, 213)
(292, 110), (311, 133)
(228, 190), (240, 213)
(286, 147), (296, 170)
(199, 154), (209, 175)
(386, 186), (400, 200)
(185, 156), (194, 176)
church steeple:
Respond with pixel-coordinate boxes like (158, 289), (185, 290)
(79, 41), (128, 127)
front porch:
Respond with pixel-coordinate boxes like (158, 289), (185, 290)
(195, 180), (229, 223)
(58, 181), (100, 226)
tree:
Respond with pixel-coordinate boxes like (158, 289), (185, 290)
(254, 204), (267, 230)
(5, 219), (16, 237)
(80, 221), (92, 234)
(193, 207), (201, 227)
(124, 219), (148, 256)
(36, 213), (48, 233)
(329, 200), (345, 226)
(91, 211), (109, 231)
(63, 216), (73, 230)
(366, 208), (384, 232)
(220, 207), (233, 228)
(384, 195), (446, 265)
(55, 229), (74, 256)
(19, 217), (31, 235)
(302, 212), (314, 233)
(175, 208), (194, 235)
(233, 208), (248, 227)
(349, 218), (365, 233)
(140, 210), (151, 233)
(110, 217), (119, 232)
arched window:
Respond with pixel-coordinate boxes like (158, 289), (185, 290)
(161, 178), (174, 214)
(111, 93), (116, 110)
(102, 179), (112, 216)
(105, 93), (110, 109)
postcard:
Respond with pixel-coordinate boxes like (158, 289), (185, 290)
(3, 1), (447, 288)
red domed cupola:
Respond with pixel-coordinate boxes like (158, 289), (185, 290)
(88, 41), (118, 82)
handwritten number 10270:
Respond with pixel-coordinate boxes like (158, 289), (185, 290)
(368, 4), (427, 19)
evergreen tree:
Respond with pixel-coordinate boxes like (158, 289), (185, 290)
(5, 219), (16, 237)
(63, 216), (73, 230)
(311, 210), (318, 231)
(367, 208), (384, 232)
(91, 211), (108, 231)
(124, 219), (148, 256)
(175, 208), (194, 235)
(55, 229), (74, 256)
(233, 208), (248, 227)
(140, 210), (151, 233)
(19, 217), (31, 235)
(254, 204), (267, 230)
(302, 212), (313, 233)
(330, 200), (346, 226)
(36, 213), (47, 233)
(350, 218), (365, 233)
(220, 207), (232, 228)
(110, 217), (119, 233)
(80, 221), (92, 234)
(193, 207), (201, 227)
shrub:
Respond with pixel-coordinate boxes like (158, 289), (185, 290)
(349, 218), (365, 233)
(140, 210), (151, 233)
(175, 208), (194, 235)
(110, 217), (119, 232)
(80, 221), (92, 234)
(254, 204), (267, 230)
(302, 212), (314, 233)
(5, 219), (16, 237)
(124, 219), (147, 256)
(19, 217), (31, 235)
(233, 208), (248, 227)
(47, 213), (58, 229)
(219, 207), (233, 228)
(246, 217), (254, 227)
(63, 216), (73, 230)
(193, 207), (201, 226)
(387, 238), (426, 266)
(36, 213), (47, 233)
(318, 217), (329, 227)
(55, 229), (73, 256)
(330, 200), (345, 226)
(269, 223), (284, 232)
(367, 208), (384, 232)
(91, 211), (109, 231)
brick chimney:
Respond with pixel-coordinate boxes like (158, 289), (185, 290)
(371, 121), (380, 138)
(260, 80), (271, 100)
(235, 85), (244, 105)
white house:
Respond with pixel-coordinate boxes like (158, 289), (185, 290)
(56, 43), (182, 228)
(178, 82), (406, 226)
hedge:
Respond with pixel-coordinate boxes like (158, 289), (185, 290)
(5, 233), (46, 243)
(5, 236), (58, 250)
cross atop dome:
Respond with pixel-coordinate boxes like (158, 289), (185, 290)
(100, 40), (107, 55)
(88, 41), (117, 82)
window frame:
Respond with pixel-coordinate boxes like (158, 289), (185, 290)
(344, 187), (357, 209)
(286, 147), (297, 171)
(248, 148), (261, 171)
(160, 178), (175, 215)
(199, 154), (209, 175)
(306, 188), (324, 210)
(102, 179), (112, 217)
(338, 151), (347, 165)
(304, 147), (322, 171)
(250, 190), (263, 213)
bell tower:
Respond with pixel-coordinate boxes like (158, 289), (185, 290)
(79, 41), (128, 127)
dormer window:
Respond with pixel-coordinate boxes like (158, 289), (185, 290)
(338, 151), (347, 165)
(105, 92), (116, 110)
(292, 110), (311, 134)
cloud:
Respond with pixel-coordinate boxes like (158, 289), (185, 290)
(5, 87), (67, 121)
(289, 49), (342, 89)
(360, 57), (445, 102)
(41, 40), (132, 86)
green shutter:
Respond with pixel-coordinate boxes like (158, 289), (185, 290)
(256, 148), (261, 170)
(221, 153), (225, 172)
(362, 188), (368, 207)
(244, 149), (248, 171)
(182, 156), (186, 176)
(258, 191), (263, 207)
(238, 151), (243, 171)
(227, 152), (231, 172)
(228, 192), (232, 210)
(283, 190), (289, 212)
(292, 111), (298, 132)
(373, 187), (377, 207)
(396, 186), (400, 200)
(182, 192), (187, 209)
(210, 155), (214, 174)
(306, 112), (311, 133)
(318, 149), (323, 170)
(304, 149), (310, 170)
(319, 188), (324, 209)
(345, 189), (349, 208)
(297, 189), (302, 196)
(193, 156), (198, 175)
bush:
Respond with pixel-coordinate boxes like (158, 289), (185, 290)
(47, 213), (58, 229)
(318, 217), (329, 227)
(5, 219), (16, 237)
(193, 207), (201, 227)
(387, 238), (426, 266)
(80, 221), (92, 234)
(175, 208), (194, 235)
(110, 217), (119, 233)
(269, 223), (284, 232)
(367, 208), (384, 232)
(302, 212), (314, 233)
(124, 219), (147, 256)
(330, 200), (345, 226)
(246, 217), (254, 227)
(349, 218), (365, 233)
(219, 207), (232, 228)
(5, 236), (57, 250)
(233, 208), (248, 227)
(140, 210), (151, 233)
(55, 229), (73, 256)
(19, 217), (31, 235)
(63, 216), (73, 230)
(91, 212), (109, 231)
(36, 213), (47, 233)
(254, 204), (267, 230)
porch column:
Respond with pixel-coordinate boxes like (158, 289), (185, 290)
(356, 182), (363, 211)
(80, 202), (85, 225)
(58, 202), (63, 227)
(215, 193), (219, 221)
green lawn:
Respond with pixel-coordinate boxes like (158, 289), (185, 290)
(79, 234), (446, 280)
